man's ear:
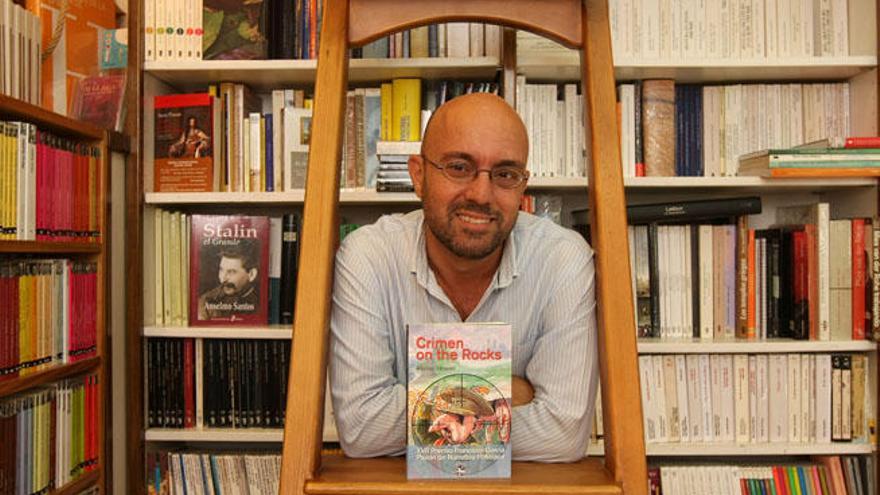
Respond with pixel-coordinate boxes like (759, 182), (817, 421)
(248, 268), (257, 282)
(408, 154), (425, 199)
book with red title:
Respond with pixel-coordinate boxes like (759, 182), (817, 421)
(154, 93), (220, 192)
(189, 215), (269, 326)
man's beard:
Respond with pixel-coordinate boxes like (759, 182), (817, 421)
(424, 200), (512, 260)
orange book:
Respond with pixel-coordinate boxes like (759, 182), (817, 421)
(805, 224), (819, 340)
(764, 167), (880, 177)
(747, 229), (756, 339)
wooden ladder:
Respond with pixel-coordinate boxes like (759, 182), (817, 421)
(279, 1), (647, 493)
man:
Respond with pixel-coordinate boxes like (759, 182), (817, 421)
(198, 247), (260, 319)
(330, 93), (598, 462)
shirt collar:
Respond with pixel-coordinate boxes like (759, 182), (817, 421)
(410, 210), (520, 291)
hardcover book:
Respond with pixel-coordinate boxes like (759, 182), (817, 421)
(70, 74), (126, 131)
(189, 215), (269, 326)
(154, 93), (220, 192)
(407, 322), (511, 479)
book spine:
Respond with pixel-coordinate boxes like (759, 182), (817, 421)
(641, 79), (676, 177)
(852, 218), (866, 340)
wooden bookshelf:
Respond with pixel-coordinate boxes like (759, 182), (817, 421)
(0, 95), (109, 494)
(0, 357), (102, 399)
(637, 338), (879, 354)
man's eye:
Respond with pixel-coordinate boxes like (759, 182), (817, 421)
(494, 168), (520, 180)
(446, 162), (472, 174)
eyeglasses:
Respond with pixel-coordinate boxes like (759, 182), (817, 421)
(421, 155), (530, 190)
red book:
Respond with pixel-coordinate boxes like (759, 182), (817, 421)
(70, 74), (127, 131)
(793, 231), (809, 339)
(772, 466), (789, 495)
(852, 218), (866, 339)
(183, 338), (195, 428)
(844, 136), (880, 148)
(804, 225), (819, 340)
(0, 266), (7, 382)
(154, 93), (220, 192)
(190, 215), (270, 326)
(10, 268), (19, 377)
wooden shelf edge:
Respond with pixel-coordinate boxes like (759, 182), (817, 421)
(0, 94), (104, 140)
(0, 240), (102, 254)
(0, 357), (102, 399)
(645, 442), (875, 456)
(637, 338), (879, 354)
(49, 468), (100, 495)
(143, 325), (293, 339)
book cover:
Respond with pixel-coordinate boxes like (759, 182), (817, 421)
(202, 0), (268, 60)
(407, 322), (511, 479)
(189, 215), (269, 325)
(154, 93), (220, 192)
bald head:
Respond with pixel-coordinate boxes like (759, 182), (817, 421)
(421, 93), (529, 162)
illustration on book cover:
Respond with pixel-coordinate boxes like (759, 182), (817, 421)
(407, 323), (512, 479)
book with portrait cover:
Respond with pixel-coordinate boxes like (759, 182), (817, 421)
(407, 322), (511, 479)
(189, 215), (269, 326)
(154, 93), (221, 192)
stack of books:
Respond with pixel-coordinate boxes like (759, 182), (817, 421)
(739, 138), (880, 178)
(375, 141), (418, 192)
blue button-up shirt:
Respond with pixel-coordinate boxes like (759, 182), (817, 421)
(329, 210), (598, 461)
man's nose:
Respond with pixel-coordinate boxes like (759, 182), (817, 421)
(462, 170), (494, 204)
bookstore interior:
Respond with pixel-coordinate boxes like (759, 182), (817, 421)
(1, 0), (880, 493)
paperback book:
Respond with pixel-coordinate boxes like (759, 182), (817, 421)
(189, 215), (269, 325)
(154, 93), (221, 192)
(407, 322), (511, 479)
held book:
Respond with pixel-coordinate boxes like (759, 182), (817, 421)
(407, 322), (511, 479)
(189, 215), (269, 326)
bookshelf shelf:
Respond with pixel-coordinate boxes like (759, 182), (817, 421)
(49, 469), (100, 495)
(0, 357), (102, 400)
(143, 177), (877, 205)
(145, 426), (340, 443)
(143, 57), (501, 91)
(645, 442), (875, 456)
(0, 94), (104, 140)
(637, 338), (878, 354)
(517, 55), (879, 83)
(143, 326), (292, 339)
(0, 241), (102, 254)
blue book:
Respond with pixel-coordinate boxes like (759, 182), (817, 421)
(407, 323), (512, 479)
(264, 114), (274, 192)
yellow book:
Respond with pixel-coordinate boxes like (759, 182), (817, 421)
(380, 83), (393, 141)
(391, 78), (421, 141)
(0, 122), (6, 240)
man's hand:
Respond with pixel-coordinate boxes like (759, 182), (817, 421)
(511, 375), (535, 407)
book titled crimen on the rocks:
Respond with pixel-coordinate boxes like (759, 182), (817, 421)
(190, 215), (269, 326)
(407, 322), (512, 479)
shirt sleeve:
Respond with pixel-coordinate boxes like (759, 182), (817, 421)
(329, 234), (407, 457)
(510, 237), (599, 462)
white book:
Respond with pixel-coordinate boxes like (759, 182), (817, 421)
(734, 353), (750, 444)
(484, 24), (501, 58)
(0, 0), (8, 95)
(817, 0), (833, 55)
(788, 353), (802, 442)
(271, 91), (284, 192)
(14, 122), (26, 240)
(445, 23), (469, 57)
(675, 354), (691, 442)
(468, 23), (484, 57)
(710, 354), (724, 439)
(832, 354), (842, 440)
(686, 354), (703, 441)
(699, 226), (715, 338)
(748, 355), (757, 444)
(642, 0), (661, 59)
(830, 219), (853, 341)
(249, 113), (262, 192)
(169, 211), (181, 326)
(282, 106), (311, 191)
(755, 354), (768, 443)
(652, 354), (669, 442)
(638, 355), (657, 443)
(768, 354), (788, 442)
(815, 354), (832, 443)
(662, 355), (681, 442)
(698, 354), (713, 442)
(8, 3), (17, 99)
(716, 354), (734, 442)
(801, 0), (814, 56)
(684, 227), (694, 337)
(563, 84), (578, 177)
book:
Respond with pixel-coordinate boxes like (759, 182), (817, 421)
(282, 106), (311, 190)
(70, 74), (126, 131)
(154, 93), (221, 192)
(407, 322), (511, 479)
(642, 79), (676, 176)
(202, 0), (268, 60)
(189, 215), (269, 326)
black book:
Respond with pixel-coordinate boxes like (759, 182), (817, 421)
(777, 229), (794, 339)
(634, 81), (643, 175)
(280, 214), (300, 325)
(217, 340), (228, 427)
(627, 196), (762, 225)
(690, 224), (700, 337)
(647, 223), (660, 337)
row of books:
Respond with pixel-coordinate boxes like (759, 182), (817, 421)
(0, 122), (102, 242)
(0, 260), (98, 381)
(650, 456), (874, 495)
(0, 374), (100, 495)
(145, 0), (320, 61)
(615, 80), (849, 178)
(740, 145), (880, 177)
(149, 211), (300, 327)
(626, 207), (877, 341)
(605, 0), (851, 61)
(146, 338), (291, 429)
(352, 23), (503, 60)
(638, 353), (871, 446)
(0, 0), (41, 105)
(153, 78), (498, 193)
(147, 451), (281, 495)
